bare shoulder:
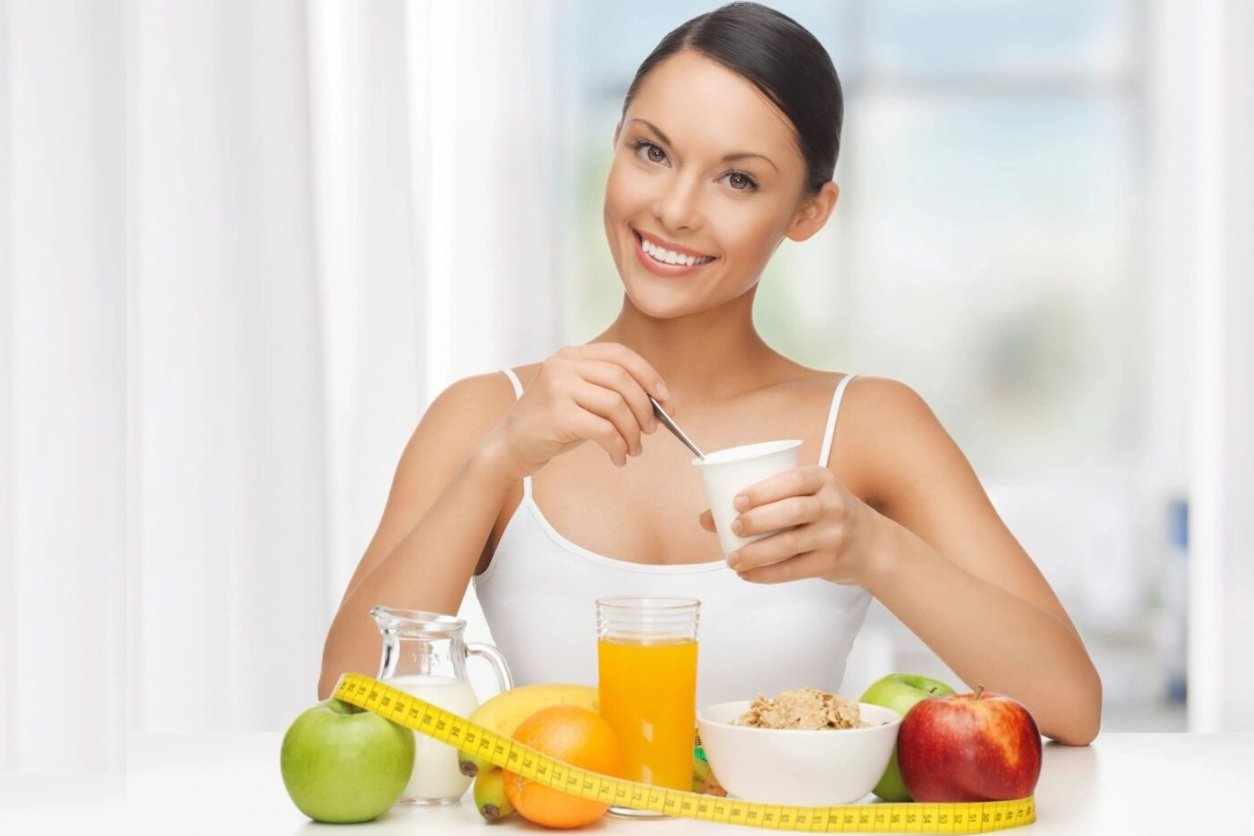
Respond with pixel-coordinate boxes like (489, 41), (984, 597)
(424, 369), (520, 445)
(383, 370), (521, 507)
(335, 368), (525, 610)
(835, 375), (974, 514)
(384, 368), (526, 498)
(840, 375), (935, 424)
(416, 363), (550, 466)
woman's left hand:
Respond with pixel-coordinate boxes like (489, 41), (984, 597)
(698, 465), (886, 587)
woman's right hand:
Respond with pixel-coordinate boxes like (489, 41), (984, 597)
(483, 343), (677, 482)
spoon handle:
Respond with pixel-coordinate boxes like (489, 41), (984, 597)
(649, 396), (704, 460)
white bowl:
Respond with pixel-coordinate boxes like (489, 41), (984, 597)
(696, 700), (901, 807)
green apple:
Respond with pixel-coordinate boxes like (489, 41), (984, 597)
(280, 697), (415, 823)
(859, 673), (956, 802)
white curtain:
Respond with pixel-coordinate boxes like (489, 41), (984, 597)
(2, 0), (565, 773)
(0, 0), (126, 773)
(128, 0), (329, 736)
(305, 0), (565, 620)
(304, 0), (566, 702)
(1181, 0), (1254, 733)
(126, 0), (565, 743)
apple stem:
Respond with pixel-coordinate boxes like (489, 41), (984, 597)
(974, 685), (985, 700)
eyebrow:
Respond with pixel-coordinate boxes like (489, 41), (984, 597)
(630, 118), (779, 173)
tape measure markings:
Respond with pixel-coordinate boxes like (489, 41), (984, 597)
(334, 672), (1035, 833)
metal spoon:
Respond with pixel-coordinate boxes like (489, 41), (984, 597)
(648, 396), (705, 460)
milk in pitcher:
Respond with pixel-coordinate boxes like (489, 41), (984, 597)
(389, 673), (481, 803)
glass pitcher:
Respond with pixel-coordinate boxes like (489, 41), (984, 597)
(371, 605), (514, 806)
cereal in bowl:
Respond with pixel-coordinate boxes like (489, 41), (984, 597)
(733, 688), (872, 730)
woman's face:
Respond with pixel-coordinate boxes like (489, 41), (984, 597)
(603, 49), (835, 315)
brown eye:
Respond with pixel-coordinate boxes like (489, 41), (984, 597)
(722, 171), (759, 192)
(633, 140), (667, 165)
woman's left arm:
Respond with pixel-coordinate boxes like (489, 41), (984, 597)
(721, 378), (1102, 746)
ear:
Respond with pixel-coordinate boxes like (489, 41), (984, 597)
(784, 181), (840, 244)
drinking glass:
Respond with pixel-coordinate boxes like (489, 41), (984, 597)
(595, 596), (700, 818)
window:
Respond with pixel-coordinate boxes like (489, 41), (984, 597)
(557, 0), (1180, 729)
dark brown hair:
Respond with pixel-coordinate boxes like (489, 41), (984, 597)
(621, 2), (844, 194)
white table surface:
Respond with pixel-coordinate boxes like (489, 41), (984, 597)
(1, 732), (1250, 835)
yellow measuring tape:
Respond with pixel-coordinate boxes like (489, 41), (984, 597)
(334, 672), (1035, 833)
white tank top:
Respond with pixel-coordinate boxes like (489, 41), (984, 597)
(473, 369), (871, 709)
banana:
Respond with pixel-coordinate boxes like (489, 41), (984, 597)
(458, 683), (599, 777)
(473, 766), (515, 822)
(693, 753), (727, 796)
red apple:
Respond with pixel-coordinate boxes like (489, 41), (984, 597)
(897, 686), (1042, 802)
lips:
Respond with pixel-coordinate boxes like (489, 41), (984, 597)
(631, 229), (718, 278)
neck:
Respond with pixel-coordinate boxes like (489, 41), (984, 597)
(590, 285), (792, 408)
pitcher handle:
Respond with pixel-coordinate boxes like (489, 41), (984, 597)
(466, 642), (514, 696)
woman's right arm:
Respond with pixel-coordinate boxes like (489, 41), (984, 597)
(317, 376), (518, 700)
(317, 345), (674, 700)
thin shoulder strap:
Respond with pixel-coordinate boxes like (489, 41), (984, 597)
(499, 369), (532, 499)
(818, 374), (858, 469)
(501, 368), (524, 399)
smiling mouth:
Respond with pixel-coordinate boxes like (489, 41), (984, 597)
(632, 230), (716, 268)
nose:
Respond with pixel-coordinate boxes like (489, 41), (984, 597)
(652, 170), (704, 234)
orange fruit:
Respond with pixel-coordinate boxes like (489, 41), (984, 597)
(503, 705), (622, 829)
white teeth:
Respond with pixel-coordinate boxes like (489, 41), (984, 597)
(639, 234), (712, 267)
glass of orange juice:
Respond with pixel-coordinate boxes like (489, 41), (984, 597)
(595, 595), (700, 819)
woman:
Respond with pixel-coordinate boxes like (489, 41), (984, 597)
(319, 2), (1101, 746)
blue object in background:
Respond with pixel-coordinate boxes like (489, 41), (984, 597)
(1164, 498), (1188, 704)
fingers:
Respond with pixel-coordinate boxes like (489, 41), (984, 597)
(735, 550), (826, 585)
(557, 343), (676, 416)
(731, 466), (829, 514)
(731, 495), (823, 538)
(569, 378), (642, 464)
(567, 404), (631, 467)
(728, 525), (809, 572)
(579, 359), (657, 441)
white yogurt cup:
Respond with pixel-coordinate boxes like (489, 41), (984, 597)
(692, 440), (803, 556)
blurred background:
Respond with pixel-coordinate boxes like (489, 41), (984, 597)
(1, 0), (1250, 773)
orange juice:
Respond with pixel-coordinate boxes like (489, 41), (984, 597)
(597, 637), (698, 791)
